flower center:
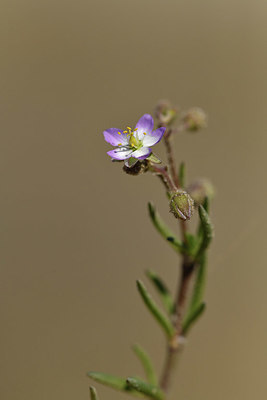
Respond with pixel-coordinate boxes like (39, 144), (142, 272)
(124, 126), (143, 149)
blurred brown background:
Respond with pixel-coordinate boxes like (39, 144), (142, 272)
(1, 0), (267, 399)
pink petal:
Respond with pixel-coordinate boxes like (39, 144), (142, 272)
(142, 127), (165, 147)
(107, 147), (133, 160)
(135, 114), (154, 135)
(103, 128), (128, 146)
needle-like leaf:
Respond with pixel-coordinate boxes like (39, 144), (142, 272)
(190, 253), (207, 311)
(183, 253), (207, 335)
(126, 377), (164, 400)
(136, 280), (175, 340)
(146, 269), (174, 315)
(132, 344), (158, 385)
(196, 205), (213, 258)
(89, 386), (99, 400)
(87, 372), (137, 395)
(148, 202), (184, 254)
(182, 302), (206, 335)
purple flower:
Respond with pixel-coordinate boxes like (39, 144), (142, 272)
(103, 114), (165, 161)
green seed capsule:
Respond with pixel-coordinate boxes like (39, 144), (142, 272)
(169, 190), (194, 220)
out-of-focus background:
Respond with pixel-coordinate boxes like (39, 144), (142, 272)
(1, 0), (267, 399)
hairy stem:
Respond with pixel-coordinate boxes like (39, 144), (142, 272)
(149, 164), (177, 192)
(159, 256), (195, 393)
(159, 346), (178, 392)
(164, 130), (180, 188)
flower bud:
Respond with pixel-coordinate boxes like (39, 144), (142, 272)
(154, 100), (179, 126)
(187, 178), (215, 205)
(169, 190), (194, 221)
(182, 107), (207, 132)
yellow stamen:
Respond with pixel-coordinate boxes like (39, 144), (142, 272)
(127, 126), (131, 131)
(123, 130), (128, 133)
(143, 132), (147, 135)
(118, 131), (121, 135)
(134, 128), (138, 131)
(118, 143), (122, 146)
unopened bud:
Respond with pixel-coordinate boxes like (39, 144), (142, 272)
(169, 190), (194, 221)
(154, 100), (179, 126)
(182, 107), (207, 131)
(187, 178), (215, 205)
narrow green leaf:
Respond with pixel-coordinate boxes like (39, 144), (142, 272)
(146, 269), (174, 315)
(89, 386), (99, 400)
(148, 202), (184, 253)
(178, 162), (186, 188)
(184, 232), (200, 257)
(126, 377), (164, 400)
(136, 280), (175, 339)
(203, 196), (210, 213)
(132, 344), (158, 385)
(166, 236), (185, 252)
(87, 372), (133, 393)
(197, 197), (210, 236)
(182, 302), (206, 335)
(183, 254), (207, 335)
(196, 205), (213, 257)
(190, 254), (207, 311)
